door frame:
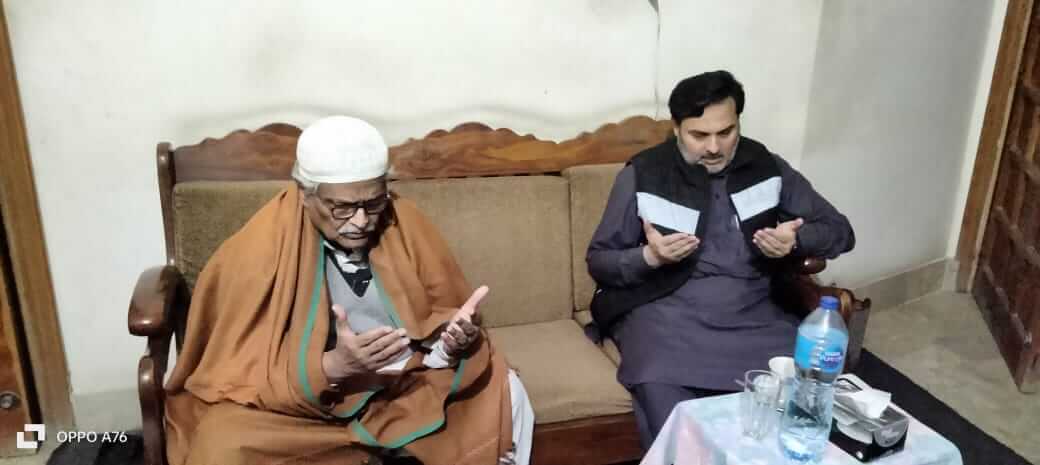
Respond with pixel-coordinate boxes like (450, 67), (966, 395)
(956, 0), (1035, 291)
(0, 3), (74, 430)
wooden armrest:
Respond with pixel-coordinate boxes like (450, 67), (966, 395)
(795, 257), (826, 275)
(139, 354), (168, 465)
(821, 287), (870, 323)
(776, 271), (872, 370)
(820, 286), (872, 370)
(129, 265), (185, 465)
(128, 265), (185, 337)
(785, 280), (869, 324)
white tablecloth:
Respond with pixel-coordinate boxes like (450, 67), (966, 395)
(641, 393), (962, 465)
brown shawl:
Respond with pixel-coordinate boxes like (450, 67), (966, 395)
(164, 185), (512, 465)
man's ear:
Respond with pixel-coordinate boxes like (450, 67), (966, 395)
(300, 194), (321, 225)
(300, 192), (314, 211)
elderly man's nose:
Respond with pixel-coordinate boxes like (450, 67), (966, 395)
(346, 208), (369, 228)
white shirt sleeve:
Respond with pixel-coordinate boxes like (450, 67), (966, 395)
(422, 338), (458, 368)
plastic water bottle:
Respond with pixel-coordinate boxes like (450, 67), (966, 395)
(778, 296), (848, 463)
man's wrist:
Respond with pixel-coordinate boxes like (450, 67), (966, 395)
(642, 245), (662, 268)
(322, 351), (350, 385)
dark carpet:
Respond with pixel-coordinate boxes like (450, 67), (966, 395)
(851, 349), (1032, 465)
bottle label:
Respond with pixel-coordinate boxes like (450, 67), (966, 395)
(794, 334), (845, 374)
(820, 348), (844, 371)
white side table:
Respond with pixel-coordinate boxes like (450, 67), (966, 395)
(641, 393), (962, 465)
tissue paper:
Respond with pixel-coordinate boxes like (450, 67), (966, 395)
(829, 374), (909, 462)
(837, 386), (891, 419)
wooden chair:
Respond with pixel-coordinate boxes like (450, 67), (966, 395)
(127, 116), (870, 465)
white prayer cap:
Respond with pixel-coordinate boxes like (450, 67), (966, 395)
(295, 116), (388, 184)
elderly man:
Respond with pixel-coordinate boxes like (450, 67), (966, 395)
(164, 116), (534, 465)
(587, 71), (855, 448)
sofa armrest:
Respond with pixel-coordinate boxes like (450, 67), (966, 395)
(785, 276), (871, 369)
(795, 257), (826, 275)
(823, 287), (872, 370)
(138, 352), (168, 465)
(773, 256), (871, 370)
(128, 265), (188, 465)
(128, 265), (185, 337)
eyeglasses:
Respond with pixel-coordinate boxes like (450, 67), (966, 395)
(321, 193), (391, 220)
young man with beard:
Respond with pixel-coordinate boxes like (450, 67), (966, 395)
(587, 71), (855, 448)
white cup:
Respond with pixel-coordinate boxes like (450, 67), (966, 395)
(769, 356), (796, 403)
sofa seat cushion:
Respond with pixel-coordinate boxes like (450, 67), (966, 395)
(488, 319), (632, 424)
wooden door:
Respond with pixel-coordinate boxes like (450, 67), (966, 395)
(0, 215), (37, 456)
(972, 0), (1040, 394)
(0, 0), (74, 443)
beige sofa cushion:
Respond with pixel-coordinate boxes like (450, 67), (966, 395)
(173, 180), (289, 289)
(488, 319), (631, 424)
(562, 163), (625, 312)
(391, 176), (573, 328)
(600, 338), (623, 366)
(573, 310), (623, 366)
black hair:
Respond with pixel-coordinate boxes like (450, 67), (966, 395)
(668, 70), (745, 123)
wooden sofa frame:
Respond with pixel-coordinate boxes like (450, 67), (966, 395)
(128, 116), (871, 465)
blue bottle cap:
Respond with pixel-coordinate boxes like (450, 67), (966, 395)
(820, 296), (840, 310)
